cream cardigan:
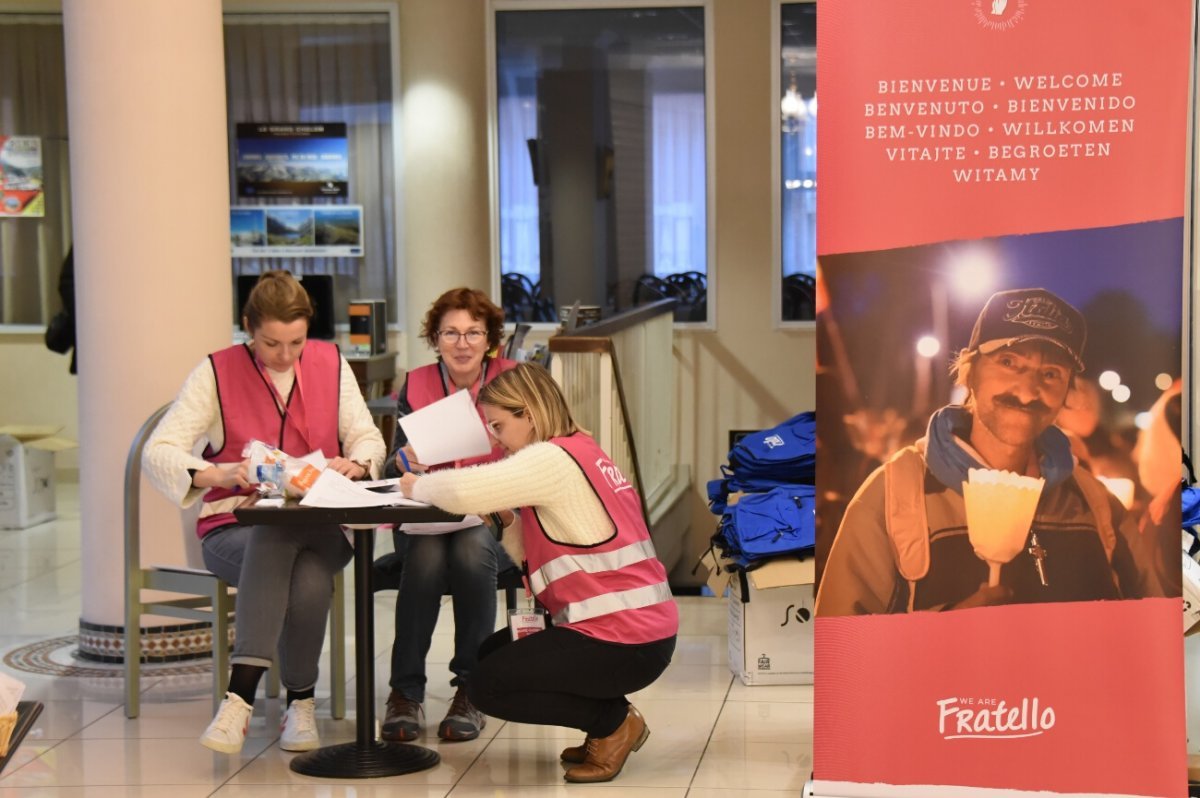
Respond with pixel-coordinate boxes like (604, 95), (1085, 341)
(144, 351), (385, 508)
(410, 441), (617, 565)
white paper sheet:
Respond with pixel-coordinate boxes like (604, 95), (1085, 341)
(359, 478), (401, 490)
(300, 468), (429, 509)
(401, 516), (485, 535)
(398, 389), (492, 466)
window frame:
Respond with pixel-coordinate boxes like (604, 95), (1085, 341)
(0, 2), (407, 334)
(223, 1), (408, 332)
(0, 12), (69, 334)
(772, 0), (817, 331)
(485, 0), (717, 331)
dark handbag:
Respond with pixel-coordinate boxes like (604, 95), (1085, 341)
(44, 310), (74, 354)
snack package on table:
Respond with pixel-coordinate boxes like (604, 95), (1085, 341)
(242, 440), (327, 498)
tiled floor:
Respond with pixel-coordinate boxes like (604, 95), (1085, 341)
(0, 484), (812, 796)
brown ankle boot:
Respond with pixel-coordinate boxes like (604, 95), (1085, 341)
(560, 736), (590, 763)
(563, 706), (649, 783)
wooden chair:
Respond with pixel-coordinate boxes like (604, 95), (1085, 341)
(123, 403), (346, 719)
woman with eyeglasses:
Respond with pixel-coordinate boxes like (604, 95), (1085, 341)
(381, 287), (518, 743)
(397, 362), (678, 784)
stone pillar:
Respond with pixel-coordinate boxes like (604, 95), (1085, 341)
(63, 0), (232, 656)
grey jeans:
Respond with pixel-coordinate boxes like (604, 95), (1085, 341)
(201, 523), (352, 691)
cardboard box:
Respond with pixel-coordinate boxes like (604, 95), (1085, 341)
(1182, 532), (1200, 635)
(728, 566), (815, 686)
(0, 426), (76, 530)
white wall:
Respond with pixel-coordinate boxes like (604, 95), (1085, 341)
(0, 334), (79, 473)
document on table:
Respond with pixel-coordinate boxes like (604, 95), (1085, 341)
(300, 469), (429, 509)
(401, 516), (486, 535)
(398, 389), (492, 466)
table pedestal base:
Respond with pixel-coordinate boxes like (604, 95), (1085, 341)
(289, 740), (440, 778)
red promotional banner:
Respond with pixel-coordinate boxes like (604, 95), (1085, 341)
(815, 600), (1184, 796)
(817, 1), (1191, 256)
(814, 1), (1191, 795)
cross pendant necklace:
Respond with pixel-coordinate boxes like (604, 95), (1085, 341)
(1027, 532), (1048, 586)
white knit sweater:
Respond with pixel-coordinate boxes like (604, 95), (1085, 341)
(143, 350), (385, 508)
(410, 441), (617, 564)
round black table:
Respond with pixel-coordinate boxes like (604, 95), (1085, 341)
(236, 499), (462, 777)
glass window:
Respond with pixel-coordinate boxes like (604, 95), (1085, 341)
(0, 15), (70, 327)
(494, 5), (709, 324)
(225, 12), (398, 327)
(780, 1), (816, 323)
(0, 12), (400, 330)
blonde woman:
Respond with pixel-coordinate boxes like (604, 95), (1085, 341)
(398, 362), (678, 783)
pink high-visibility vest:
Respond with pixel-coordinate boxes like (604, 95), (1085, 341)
(520, 433), (678, 644)
(196, 340), (341, 537)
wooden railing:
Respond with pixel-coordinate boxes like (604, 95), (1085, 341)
(549, 300), (690, 572)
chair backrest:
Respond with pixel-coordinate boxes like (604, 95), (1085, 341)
(180, 502), (204, 570)
(124, 404), (174, 582)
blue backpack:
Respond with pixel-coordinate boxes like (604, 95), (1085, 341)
(711, 485), (816, 569)
(708, 412), (815, 514)
(1184, 485), (1200, 529)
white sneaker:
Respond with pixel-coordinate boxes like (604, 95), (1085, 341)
(280, 697), (320, 752)
(200, 692), (253, 754)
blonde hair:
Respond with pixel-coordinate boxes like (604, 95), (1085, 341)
(479, 362), (584, 442)
(242, 270), (314, 332)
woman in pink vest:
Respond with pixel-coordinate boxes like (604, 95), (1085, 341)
(380, 287), (517, 743)
(144, 271), (384, 755)
(397, 362), (678, 784)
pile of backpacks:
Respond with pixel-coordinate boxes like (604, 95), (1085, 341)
(706, 412), (816, 571)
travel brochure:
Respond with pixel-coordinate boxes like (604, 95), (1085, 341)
(230, 204), (363, 258)
(0, 136), (43, 218)
(235, 122), (348, 198)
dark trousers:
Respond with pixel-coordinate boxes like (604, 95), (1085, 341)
(469, 625), (675, 738)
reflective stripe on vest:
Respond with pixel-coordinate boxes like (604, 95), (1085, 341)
(530, 538), (659, 595)
(551, 581), (673, 626)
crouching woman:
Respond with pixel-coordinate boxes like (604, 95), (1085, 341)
(397, 362), (678, 782)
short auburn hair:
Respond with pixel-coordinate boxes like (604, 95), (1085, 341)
(241, 270), (314, 332)
(420, 287), (505, 350)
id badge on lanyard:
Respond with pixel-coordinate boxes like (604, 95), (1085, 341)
(508, 575), (546, 640)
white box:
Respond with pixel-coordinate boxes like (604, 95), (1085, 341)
(1182, 535), (1200, 634)
(728, 574), (815, 686)
(0, 427), (75, 530)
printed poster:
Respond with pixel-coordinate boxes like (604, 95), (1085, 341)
(0, 136), (44, 217)
(235, 123), (349, 198)
(231, 205), (363, 258)
(814, 2), (1191, 796)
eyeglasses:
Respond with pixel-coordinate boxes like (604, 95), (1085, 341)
(438, 329), (487, 345)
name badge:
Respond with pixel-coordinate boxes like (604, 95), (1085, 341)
(508, 608), (547, 640)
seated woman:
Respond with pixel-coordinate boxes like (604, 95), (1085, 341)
(143, 270), (384, 754)
(397, 362), (678, 783)
(382, 287), (516, 743)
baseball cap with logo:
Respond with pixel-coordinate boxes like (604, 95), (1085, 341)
(968, 287), (1086, 372)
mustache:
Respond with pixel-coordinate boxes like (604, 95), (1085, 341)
(993, 394), (1051, 414)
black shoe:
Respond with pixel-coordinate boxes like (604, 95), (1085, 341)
(438, 685), (485, 741)
(371, 552), (405, 592)
(381, 690), (423, 742)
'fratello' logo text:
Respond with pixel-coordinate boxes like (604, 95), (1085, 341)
(937, 696), (1055, 740)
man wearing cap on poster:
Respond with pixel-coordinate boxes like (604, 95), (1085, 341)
(816, 287), (1155, 616)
